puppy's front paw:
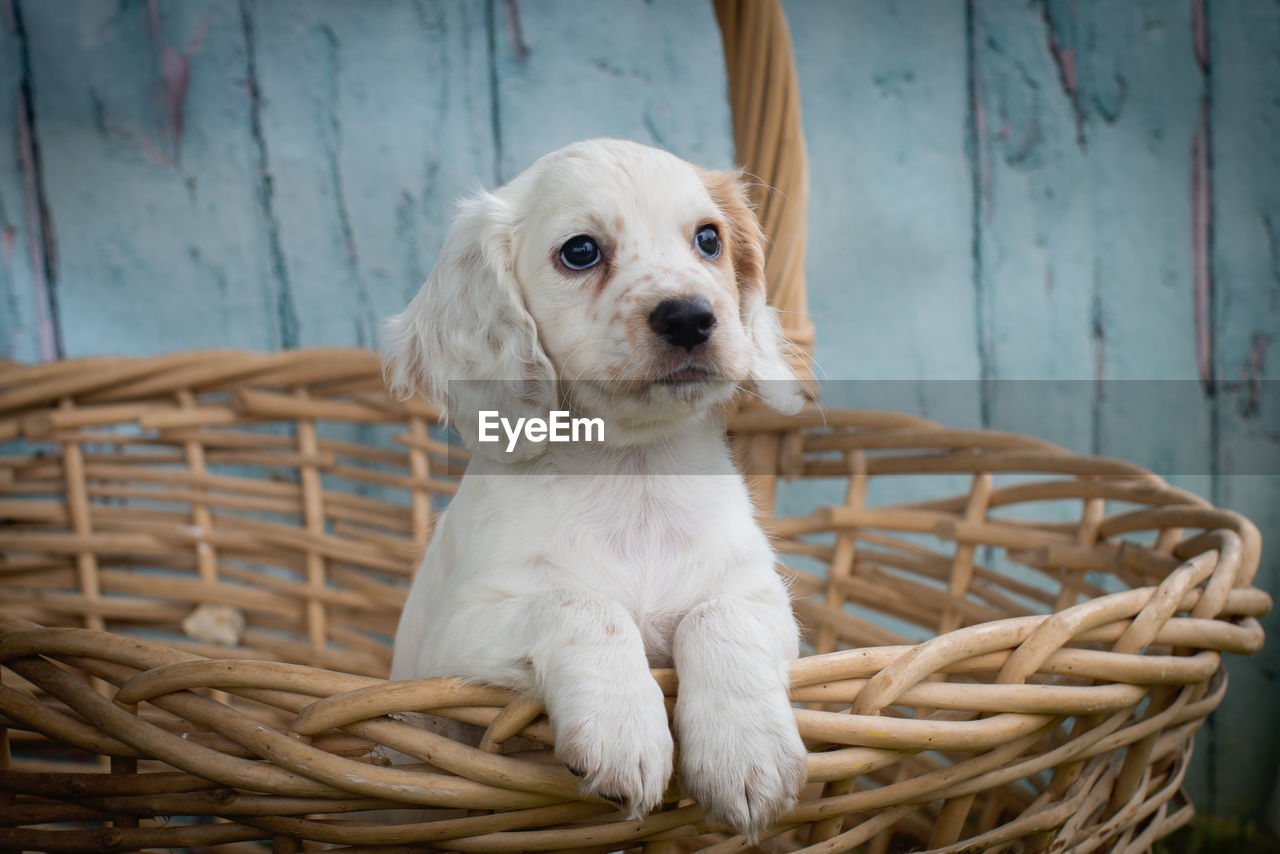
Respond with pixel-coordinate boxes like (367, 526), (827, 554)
(677, 690), (806, 841)
(553, 679), (673, 818)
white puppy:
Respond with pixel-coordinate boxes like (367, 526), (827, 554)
(382, 138), (806, 838)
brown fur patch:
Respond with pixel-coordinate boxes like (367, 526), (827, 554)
(592, 256), (615, 298)
(697, 169), (767, 309)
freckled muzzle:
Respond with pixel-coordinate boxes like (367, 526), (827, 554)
(648, 297), (717, 351)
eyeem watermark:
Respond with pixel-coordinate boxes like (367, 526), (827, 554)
(438, 379), (1279, 475)
(477, 410), (605, 453)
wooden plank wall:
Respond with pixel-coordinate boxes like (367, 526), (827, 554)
(0, 0), (1275, 825)
(0, 0), (733, 357)
(790, 0), (1278, 822)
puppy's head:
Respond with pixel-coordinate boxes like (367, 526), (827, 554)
(382, 139), (801, 455)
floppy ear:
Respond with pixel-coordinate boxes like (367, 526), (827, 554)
(380, 190), (556, 460)
(701, 170), (803, 414)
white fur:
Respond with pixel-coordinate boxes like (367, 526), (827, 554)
(383, 139), (805, 838)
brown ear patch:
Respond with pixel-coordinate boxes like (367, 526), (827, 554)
(699, 169), (767, 298)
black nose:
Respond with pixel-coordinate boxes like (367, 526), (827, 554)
(648, 297), (716, 351)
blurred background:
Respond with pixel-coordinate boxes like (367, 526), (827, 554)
(0, 0), (1275, 843)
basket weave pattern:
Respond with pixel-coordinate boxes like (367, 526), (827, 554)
(0, 351), (1268, 853)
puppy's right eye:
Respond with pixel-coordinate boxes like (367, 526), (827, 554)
(560, 235), (601, 271)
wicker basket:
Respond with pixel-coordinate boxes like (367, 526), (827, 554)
(0, 349), (1268, 853)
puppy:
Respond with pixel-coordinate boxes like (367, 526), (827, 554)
(381, 138), (806, 838)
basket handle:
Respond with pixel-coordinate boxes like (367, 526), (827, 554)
(714, 0), (816, 380)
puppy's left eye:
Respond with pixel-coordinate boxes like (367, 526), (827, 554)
(694, 225), (721, 260)
(560, 235), (602, 270)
